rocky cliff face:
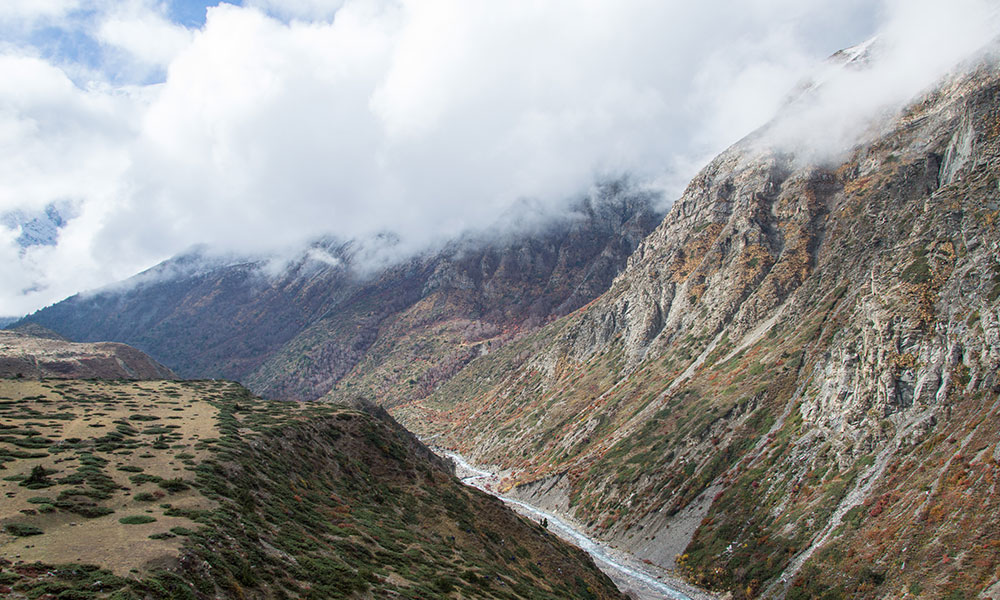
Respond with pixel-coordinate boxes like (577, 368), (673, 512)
(17, 181), (663, 403)
(0, 329), (176, 379)
(397, 55), (1000, 598)
(271, 182), (663, 405)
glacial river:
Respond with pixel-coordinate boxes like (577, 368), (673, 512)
(438, 450), (702, 600)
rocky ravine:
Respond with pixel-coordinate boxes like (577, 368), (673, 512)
(397, 54), (1000, 598)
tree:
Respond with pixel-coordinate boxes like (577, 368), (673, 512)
(22, 465), (51, 487)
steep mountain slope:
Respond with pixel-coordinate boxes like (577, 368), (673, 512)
(397, 56), (1000, 598)
(0, 329), (176, 379)
(0, 378), (624, 599)
(18, 182), (662, 402)
(13, 244), (360, 382)
(262, 184), (662, 405)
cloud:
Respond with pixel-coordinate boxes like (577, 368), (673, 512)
(96, 1), (195, 70)
(0, 53), (135, 215)
(0, 0), (995, 316)
(107, 0), (877, 260)
(0, 50), (139, 315)
(0, 0), (80, 23)
(244, 0), (347, 22)
(754, 0), (1000, 163)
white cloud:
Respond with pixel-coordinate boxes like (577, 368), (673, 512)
(0, 54), (134, 213)
(0, 52), (145, 315)
(0, 0), (80, 23)
(97, 1), (195, 69)
(245, 0), (347, 22)
(0, 0), (996, 316)
(758, 0), (1000, 161)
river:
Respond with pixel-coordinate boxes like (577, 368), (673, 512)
(437, 449), (717, 600)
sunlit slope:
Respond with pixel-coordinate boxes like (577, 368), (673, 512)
(0, 379), (624, 599)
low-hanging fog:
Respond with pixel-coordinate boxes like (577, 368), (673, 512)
(1, 0), (997, 316)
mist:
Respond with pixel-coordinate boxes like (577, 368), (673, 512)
(758, 0), (1000, 163)
(0, 0), (995, 316)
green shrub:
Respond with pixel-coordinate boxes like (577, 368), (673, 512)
(129, 474), (163, 485)
(119, 515), (157, 525)
(20, 464), (55, 488)
(158, 478), (190, 493)
(5, 523), (43, 536)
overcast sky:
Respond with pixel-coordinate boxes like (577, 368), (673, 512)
(0, 0), (997, 317)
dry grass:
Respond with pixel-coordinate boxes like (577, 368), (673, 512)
(0, 379), (217, 575)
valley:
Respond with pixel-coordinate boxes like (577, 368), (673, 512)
(6, 30), (1000, 600)
(391, 55), (1000, 598)
(440, 448), (714, 600)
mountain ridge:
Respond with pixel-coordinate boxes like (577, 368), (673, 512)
(0, 329), (176, 380)
(394, 53), (1000, 598)
(16, 181), (664, 405)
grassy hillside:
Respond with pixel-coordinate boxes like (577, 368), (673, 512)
(0, 378), (624, 599)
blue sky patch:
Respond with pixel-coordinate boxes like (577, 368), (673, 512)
(167, 0), (240, 28)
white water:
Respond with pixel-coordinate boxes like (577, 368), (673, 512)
(440, 450), (693, 600)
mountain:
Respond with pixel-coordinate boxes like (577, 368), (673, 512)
(5, 323), (68, 341)
(0, 201), (77, 251)
(394, 55), (1000, 598)
(14, 36), (1000, 600)
(12, 243), (358, 384)
(0, 378), (624, 599)
(17, 181), (663, 403)
(0, 329), (176, 380)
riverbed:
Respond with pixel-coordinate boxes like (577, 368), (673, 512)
(436, 449), (718, 600)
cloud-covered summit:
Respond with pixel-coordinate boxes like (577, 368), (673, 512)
(0, 0), (996, 317)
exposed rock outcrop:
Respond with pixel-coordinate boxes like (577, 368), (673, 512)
(398, 54), (1000, 598)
